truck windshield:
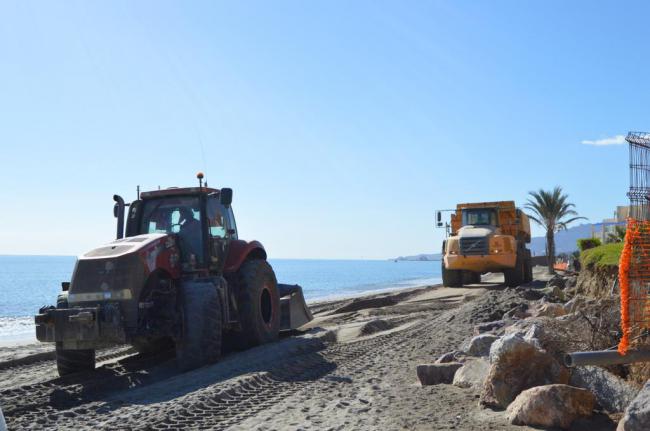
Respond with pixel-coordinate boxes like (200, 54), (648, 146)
(462, 208), (497, 226)
(139, 196), (203, 264)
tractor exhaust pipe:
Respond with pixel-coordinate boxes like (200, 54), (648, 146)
(113, 195), (125, 239)
(565, 349), (650, 367)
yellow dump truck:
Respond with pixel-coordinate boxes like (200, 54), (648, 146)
(437, 201), (532, 287)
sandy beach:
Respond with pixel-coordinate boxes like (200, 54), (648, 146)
(1, 269), (560, 430)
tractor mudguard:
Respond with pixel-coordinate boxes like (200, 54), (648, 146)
(223, 240), (267, 273)
(277, 284), (313, 331)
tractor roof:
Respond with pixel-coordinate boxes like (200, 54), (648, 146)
(140, 187), (221, 199)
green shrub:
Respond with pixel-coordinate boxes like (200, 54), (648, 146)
(580, 242), (624, 268)
(577, 238), (602, 252)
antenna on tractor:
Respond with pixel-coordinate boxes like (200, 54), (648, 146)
(197, 172), (204, 189)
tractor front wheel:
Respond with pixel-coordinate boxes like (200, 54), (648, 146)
(55, 295), (95, 376)
(234, 259), (280, 349)
(175, 281), (222, 371)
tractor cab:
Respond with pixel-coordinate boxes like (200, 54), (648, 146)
(115, 185), (236, 273)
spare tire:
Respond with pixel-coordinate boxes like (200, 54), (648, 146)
(175, 281), (222, 371)
(234, 259), (280, 349)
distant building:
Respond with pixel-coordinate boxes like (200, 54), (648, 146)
(594, 205), (629, 242)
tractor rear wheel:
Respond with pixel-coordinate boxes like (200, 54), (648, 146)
(175, 281), (222, 371)
(442, 261), (463, 287)
(234, 259), (280, 349)
(55, 295), (96, 376)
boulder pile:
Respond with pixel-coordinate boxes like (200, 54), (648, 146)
(417, 270), (649, 430)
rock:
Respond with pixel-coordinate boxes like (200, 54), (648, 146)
(435, 351), (462, 364)
(506, 384), (595, 429)
(617, 379), (650, 430)
(481, 334), (570, 408)
(453, 358), (490, 390)
(541, 285), (566, 302)
(473, 320), (505, 335)
(563, 296), (587, 314)
(503, 304), (530, 320)
(536, 302), (568, 318)
(417, 362), (463, 385)
(565, 275), (577, 289)
(466, 334), (500, 357)
(570, 366), (639, 413)
(515, 287), (544, 300)
(548, 274), (567, 290)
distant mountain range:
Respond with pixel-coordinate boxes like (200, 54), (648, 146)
(393, 254), (442, 261)
(393, 223), (597, 260)
(529, 223), (594, 256)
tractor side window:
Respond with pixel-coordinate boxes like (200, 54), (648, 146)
(207, 197), (226, 238)
(226, 207), (238, 239)
(139, 197), (203, 265)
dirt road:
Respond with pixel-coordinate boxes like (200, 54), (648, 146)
(1, 272), (545, 430)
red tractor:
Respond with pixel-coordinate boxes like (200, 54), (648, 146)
(35, 175), (312, 375)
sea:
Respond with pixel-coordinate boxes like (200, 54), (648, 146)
(0, 256), (441, 345)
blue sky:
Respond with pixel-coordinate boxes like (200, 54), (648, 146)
(0, 1), (646, 258)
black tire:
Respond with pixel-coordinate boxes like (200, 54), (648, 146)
(175, 282), (223, 371)
(469, 272), (481, 284)
(523, 256), (533, 283)
(55, 295), (96, 376)
(504, 252), (525, 287)
(133, 337), (173, 356)
(56, 344), (96, 376)
(442, 261), (463, 287)
(234, 259), (280, 349)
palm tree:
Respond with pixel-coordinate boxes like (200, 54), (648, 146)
(525, 187), (586, 274)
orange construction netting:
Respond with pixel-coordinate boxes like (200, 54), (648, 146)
(618, 218), (650, 354)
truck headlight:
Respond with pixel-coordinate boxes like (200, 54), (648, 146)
(447, 239), (460, 255)
(489, 237), (503, 254)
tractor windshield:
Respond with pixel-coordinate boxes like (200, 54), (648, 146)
(139, 196), (203, 264)
(462, 208), (497, 227)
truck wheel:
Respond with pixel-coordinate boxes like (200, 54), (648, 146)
(524, 258), (533, 283)
(235, 259), (280, 349)
(442, 261), (463, 287)
(504, 254), (525, 287)
(54, 295), (96, 376)
(176, 282), (222, 371)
